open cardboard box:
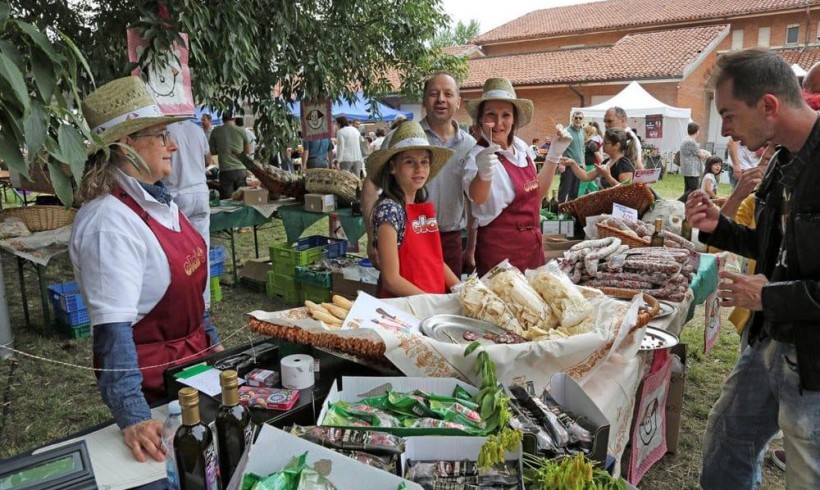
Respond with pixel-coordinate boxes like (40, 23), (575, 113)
(239, 257), (271, 284)
(317, 376), (479, 436)
(402, 436), (523, 487)
(542, 234), (583, 260)
(243, 424), (421, 489)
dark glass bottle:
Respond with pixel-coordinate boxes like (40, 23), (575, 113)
(548, 190), (560, 214)
(216, 370), (253, 488)
(650, 218), (665, 247)
(174, 388), (221, 490)
(680, 217), (692, 242)
(351, 186), (362, 216)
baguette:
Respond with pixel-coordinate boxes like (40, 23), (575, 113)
(311, 310), (343, 326)
(305, 300), (330, 315)
(322, 303), (350, 320)
(332, 295), (353, 310)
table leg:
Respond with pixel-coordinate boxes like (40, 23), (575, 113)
(229, 228), (239, 285)
(17, 257), (30, 328)
(253, 225), (260, 258)
(37, 264), (51, 334)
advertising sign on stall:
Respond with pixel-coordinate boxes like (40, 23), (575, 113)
(127, 29), (195, 115)
(628, 353), (672, 486)
(645, 114), (663, 139)
(704, 255), (724, 354)
(300, 98), (334, 141)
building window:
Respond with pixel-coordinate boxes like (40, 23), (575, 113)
(816, 21), (820, 43)
(786, 24), (799, 45)
(758, 27), (771, 47)
(731, 29), (744, 50)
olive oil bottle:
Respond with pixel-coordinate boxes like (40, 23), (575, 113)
(548, 190), (560, 215)
(650, 218), (665, 247)
(216, 370), (253, 488)
(680, 217), (692, 242)
(174, 388), (221, 490)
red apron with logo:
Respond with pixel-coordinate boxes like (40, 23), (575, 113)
(475, 152), (545, 277)
(99, 187), (211, 402)
(378, 202), (445, 298)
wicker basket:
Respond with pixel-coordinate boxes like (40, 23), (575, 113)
(0, 206), (77, 232)
(596, 222), (650, 248)
(247, 164), (306, 200)
(559, 184), (655, 226)
(304, 168), (361, 203)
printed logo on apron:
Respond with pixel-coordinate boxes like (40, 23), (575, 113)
(412, 215), (439, 234)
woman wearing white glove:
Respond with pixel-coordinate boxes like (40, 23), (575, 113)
(462, 78), (558, 276)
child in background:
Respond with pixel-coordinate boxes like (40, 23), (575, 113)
(700, 156), (724, 199)
(367, 121), (460, 298)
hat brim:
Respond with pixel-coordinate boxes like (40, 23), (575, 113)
(366, 145), (454, 186)
(87, 115), (191, 155)
(465, 97), (533, 129)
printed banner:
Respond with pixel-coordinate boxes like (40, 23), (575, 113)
(645, 114), (663, 139)
(704, 254), (724, 354)
(300, 98), (334, 141)
(127, 29), (195, 116)
(634, 168), (661, 184)
(628, 352), (672, 486)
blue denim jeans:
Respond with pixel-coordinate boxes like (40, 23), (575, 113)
(701, 337), (820, 489)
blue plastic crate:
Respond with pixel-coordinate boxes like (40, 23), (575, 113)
(210, 260), (226, 278)
(47, 281), (85, 313)
(56, 307), (90, 327)
(209, 245), (227, 263)
(324, 237), (348, 259)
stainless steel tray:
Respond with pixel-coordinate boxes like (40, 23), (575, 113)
(655, 301), (676, 319)
(640, 326), (680, 351)
(421, 314), (507, 345)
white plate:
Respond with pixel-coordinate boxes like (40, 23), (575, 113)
(640, 326), (680, 351)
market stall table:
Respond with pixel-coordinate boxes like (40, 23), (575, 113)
(276, 202), (365, 247)
(209, 198), (294, 283)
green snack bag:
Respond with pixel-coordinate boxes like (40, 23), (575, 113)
(356, 393), (392, 411)
(341, 401), (401, 427)
(429, 400), (485, 430)
(452, 385), (473, 402)
(387, 390), (434, 418)
(418, 390), (480, 411)
(322, 404), (373, 427)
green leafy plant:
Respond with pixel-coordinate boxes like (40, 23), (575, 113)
(523, 453), (627, 490)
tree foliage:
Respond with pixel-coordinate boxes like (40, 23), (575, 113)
(431, 19), (481, 49)
(5, 0), (467, 179)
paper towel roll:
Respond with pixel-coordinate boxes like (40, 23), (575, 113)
(280, 354), (315, 390)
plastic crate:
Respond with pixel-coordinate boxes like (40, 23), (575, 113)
(210, 260), (226, 278)
(210, 246), (227, 277)
(266, 271), (303, 305)
(294, 266), (332, 288)
(301, 283), (332, 304)
(55, 307), (90, 327)
(269, 235), (333, 272)
(56, 320), (91, 339)
(324, 237), (349, 259)
(210, 277), (222, 303)
(47, 281), (85, 313)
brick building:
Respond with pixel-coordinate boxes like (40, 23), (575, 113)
(440, 0), (820, 154)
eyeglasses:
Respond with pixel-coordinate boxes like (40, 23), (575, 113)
(134, 130), (171, 146)
(573, 116), (584, 120)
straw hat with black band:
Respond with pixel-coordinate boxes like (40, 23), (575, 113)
(465, 77), (533, 129)
(365, 121), (454, 186)
(82, 76), (189, 153)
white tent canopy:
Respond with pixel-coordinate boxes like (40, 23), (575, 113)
(792, 63), (807, 77)
(570, 81), (692, 155)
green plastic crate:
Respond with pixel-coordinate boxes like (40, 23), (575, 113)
(210, 277), (222, 303)
(294, 266), (332, 288)
(301, 283), (332, 304)
(266, 271), (303, 305)
(269, 239), (326, 273)
(56, 320), (92, 339)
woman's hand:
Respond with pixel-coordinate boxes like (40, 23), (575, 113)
(595, 162), (612, 180)
(123, 419), (165, 462)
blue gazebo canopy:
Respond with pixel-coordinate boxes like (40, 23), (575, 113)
(290, 93), (412, 123)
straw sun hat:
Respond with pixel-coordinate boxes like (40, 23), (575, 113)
(82, 76), (189, 153)
(365, 121), (454, 184)
(465, 77), (533, 129)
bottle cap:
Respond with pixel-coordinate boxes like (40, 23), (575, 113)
(178, 387), (199, 408)
(168, 400), (181, 415)
(220, 369), (239, 389)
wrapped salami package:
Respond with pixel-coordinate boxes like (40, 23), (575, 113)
(453, 275), (526, 337)
(526, 260), (592, 328)
(484, 260), (558, 333)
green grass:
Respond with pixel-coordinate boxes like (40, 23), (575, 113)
(0, 178), (784, 489)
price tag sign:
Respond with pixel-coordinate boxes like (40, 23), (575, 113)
(612, 203), (639, 220)
(634, 168), (661, 184)
(703, 290), (721, 354)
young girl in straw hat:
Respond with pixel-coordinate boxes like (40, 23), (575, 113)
(462, 77), (559, 276)
(70, 76), (222, 464)
(367, 121), (460, 297)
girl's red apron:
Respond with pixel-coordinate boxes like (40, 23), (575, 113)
(378, 202), (446, 298)
(475, 152), (545, 277)
(97, 187), (211, 402)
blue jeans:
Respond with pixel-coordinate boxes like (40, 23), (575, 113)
(701, 337), (820, 489)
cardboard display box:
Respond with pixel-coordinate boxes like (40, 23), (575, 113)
(244, 425), (421, 490)
(542, 234), (583, 261)
(243, 187), (269, 205)
(402, 436), (523, 487)
(317, 376), (479, 436)
(331, 271), (378, 300)
(239, 257), (271, 283)
(541, 219), (576, 238)
(665, 343), (687, 454)
(304, 193), (337, 213)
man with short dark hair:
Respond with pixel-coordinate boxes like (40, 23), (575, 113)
(557, 111), (584, 201)
(604, 106), (644, 169)
(678, 121), (709, 201)
(686, 47), (820, 489)
(209, 110), (251, 198)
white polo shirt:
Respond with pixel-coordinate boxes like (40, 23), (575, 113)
(463, 136), (534, 227)
(70, 170), (181, 326)
(164, 121), (209, 197)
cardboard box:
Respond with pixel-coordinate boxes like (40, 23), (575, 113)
(549, 372), (611, 465)
(402, 436), (523, 487)
(243, 187), (269, 205)
(317, 376), (479, 436)
(239, 257), (271, 284)
(665, 343), (687, 454)
(304, 193), (337, 213)
(244, 425), (421, 490)
(542, 234), (583, 260)
(541, 219), (575, 238)
(331, 271), (378, 300)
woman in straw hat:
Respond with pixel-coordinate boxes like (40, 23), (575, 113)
(462, 78), (559, 276)
(367, 121), (460, 297)
(70, 76), (222, 463)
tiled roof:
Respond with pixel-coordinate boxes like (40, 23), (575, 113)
(776, 47), (820, 70)
(462, 25), (729, 88)
(475, 0), (818, 44)
(441, 44), (484, 58)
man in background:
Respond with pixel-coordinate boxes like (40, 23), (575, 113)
(201, 113), (214, 140)
(678, 122), (710, 201)
(209, 111), (251, 198)
(557, 111), (585, 201)
(604, 106), (644, 169)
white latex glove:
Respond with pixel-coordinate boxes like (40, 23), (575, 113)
(476, 144), (501, 181)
